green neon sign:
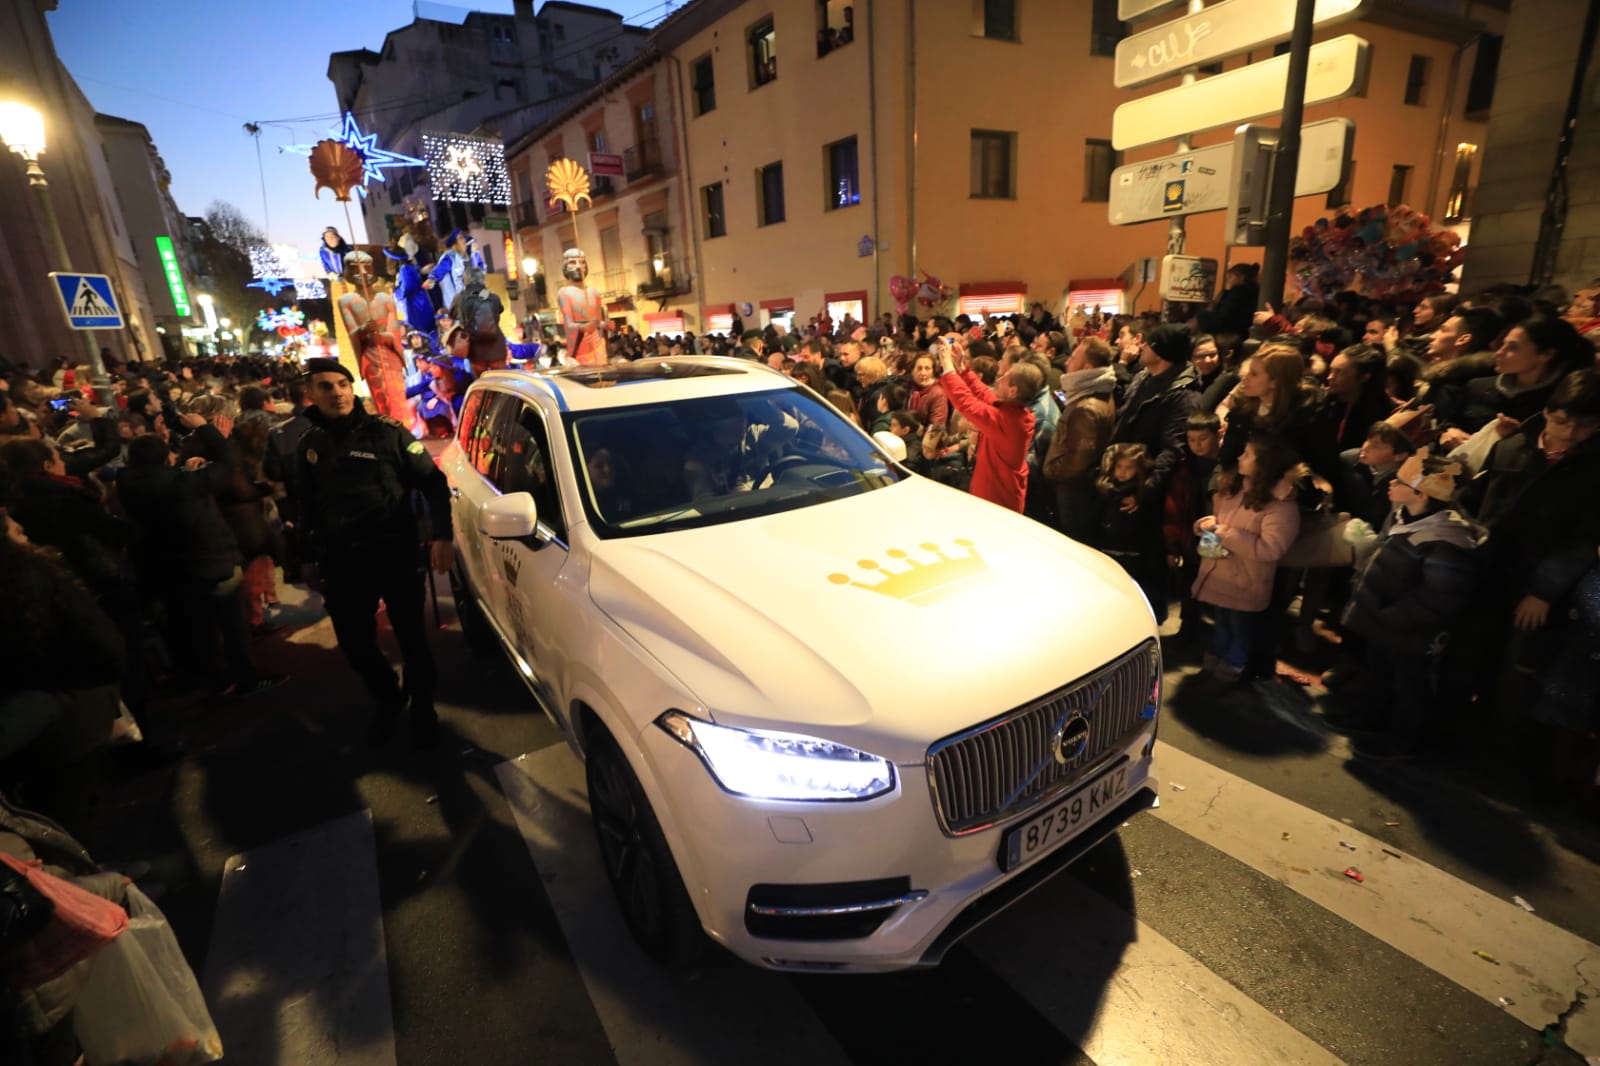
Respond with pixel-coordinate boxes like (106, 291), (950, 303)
(154, 236), (191, 316)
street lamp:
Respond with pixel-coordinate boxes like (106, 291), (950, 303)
(521, 256), (539, 278)
(0, 100), (108, 385)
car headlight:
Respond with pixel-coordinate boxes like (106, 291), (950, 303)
(657, 711), (895, 801)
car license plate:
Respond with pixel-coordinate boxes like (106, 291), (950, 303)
(1000, 763), (1129, 872)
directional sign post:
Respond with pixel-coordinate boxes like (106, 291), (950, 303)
(1113, 35), (1369, 151)
(49, 272), (123, 330)
(1115, 0), (1368, 89)
(1108, 118), (1354, 226)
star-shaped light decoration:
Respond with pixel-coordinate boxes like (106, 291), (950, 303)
(281, 112), (424, 199)
(446, 145), (483, 182)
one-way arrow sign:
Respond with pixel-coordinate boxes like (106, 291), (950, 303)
(1115, 0), (1369, 90)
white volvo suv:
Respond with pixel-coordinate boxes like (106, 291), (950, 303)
(443, 358), (1162, 972)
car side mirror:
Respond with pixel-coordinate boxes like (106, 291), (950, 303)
(479, 491), (539, 539)
(873, 430), (907, 464)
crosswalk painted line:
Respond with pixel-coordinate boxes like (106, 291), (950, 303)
(201, 810), (398, 1066)
(966, 876), (1348, 1066)
(1153, 744), (1600, 1058)
(495, 746), (854, 1066)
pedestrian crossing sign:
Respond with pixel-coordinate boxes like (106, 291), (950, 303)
(49, 271), (124, 329)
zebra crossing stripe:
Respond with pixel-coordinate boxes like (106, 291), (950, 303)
(495, 747), (854, 1066)
(967, 874), (1348, 1065)
(201, 810), (398, 1066)
(1152, 744), (1600, 1058)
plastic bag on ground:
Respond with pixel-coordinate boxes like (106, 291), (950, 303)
(73, 884), (222, 1066)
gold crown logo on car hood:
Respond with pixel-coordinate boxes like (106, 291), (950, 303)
(826, 539), (993, 607)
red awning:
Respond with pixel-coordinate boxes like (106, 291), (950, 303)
(958, 281), (1027, 297)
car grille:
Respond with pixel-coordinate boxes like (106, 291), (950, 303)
(926, 640), (1159, 836)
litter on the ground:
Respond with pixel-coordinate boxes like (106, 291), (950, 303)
(1497, 996), (1514, 1008)
(1171, 783), (1186, 791)
(1282, 832), (1291, 841)
(1340, 817), (1354, 825)
(1131, 868), (1143, 878)
(1473, 950), (1500, 965)
(1384, 820), (1401, 827)
(1381, 847), (1403, 859)
(1339, 840), (1358, 851)
(425, 794), (439, 805)
(1512, 895), (1535, 913)
(1343, 868), (1364, 883)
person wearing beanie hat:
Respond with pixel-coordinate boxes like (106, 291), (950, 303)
(291, 360), (455, 747)
(1331, 446), (1487, 758)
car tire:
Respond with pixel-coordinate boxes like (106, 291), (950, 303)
(585, 727), (704, 965)
(449, 561), (498, 655)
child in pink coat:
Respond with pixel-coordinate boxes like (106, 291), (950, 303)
(1192, 434), (1307, 680)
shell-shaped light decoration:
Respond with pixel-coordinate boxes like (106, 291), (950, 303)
(309, 139), (366, 202)
(545, 157), (593, 213)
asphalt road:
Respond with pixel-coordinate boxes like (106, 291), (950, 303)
(82, 578), (1599, 1066)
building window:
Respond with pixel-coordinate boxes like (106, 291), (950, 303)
(971, 129), (1016, 200)
(1444, 143), (1477, 223)
(825, 136), (860, 209)
(757, 162), (786, 225)
(1084, 139), (1120, 202)
(982, 0), (1018, 41)
(1388, 164), (1412, 206)
(750, 17), (778, 87)
(703, 183), (727, 238)
(1465, 35), (1501, 118)
(691, 54), (716, 114)
(1404, 54), (1429, 106)
(1090, 0), (1126, 57)
(817, 0), (856, 57)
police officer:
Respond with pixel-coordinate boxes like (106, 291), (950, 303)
(295, 358), (454, 747)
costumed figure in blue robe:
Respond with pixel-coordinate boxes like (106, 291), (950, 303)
(319, 227), (352, 278)
(386, 246), (438, 341)
(428, 229), (486, 315)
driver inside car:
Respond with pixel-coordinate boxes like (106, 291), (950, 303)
(683, 399), (799, 500)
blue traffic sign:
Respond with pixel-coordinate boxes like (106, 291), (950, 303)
(49, 272), (123, 329)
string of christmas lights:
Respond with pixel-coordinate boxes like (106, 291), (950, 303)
(423, 131), (511, 205)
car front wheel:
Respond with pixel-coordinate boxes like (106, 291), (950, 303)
(585, 727), (703, 965)
(448, 560), (497, 655)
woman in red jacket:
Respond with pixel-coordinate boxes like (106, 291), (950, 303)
(935, 339), (1041, 512)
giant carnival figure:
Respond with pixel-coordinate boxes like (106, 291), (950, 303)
(338, 250), (418, 434)
(557, 247), (607, 366)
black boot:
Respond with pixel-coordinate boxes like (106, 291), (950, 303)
(408, 694), (440, 750)
(367, 692), (405, 747)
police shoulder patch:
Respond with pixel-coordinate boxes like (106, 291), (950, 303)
(407, 441), (426, 454)
(375, 415), (410, 432)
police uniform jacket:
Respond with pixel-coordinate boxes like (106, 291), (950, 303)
(296, 404), (453, 556)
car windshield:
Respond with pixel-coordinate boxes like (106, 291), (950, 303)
(567, 386), (905, 538)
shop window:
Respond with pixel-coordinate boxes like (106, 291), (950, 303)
(1090, 0), (1125, 57)
(817, 0), (855, 57)
(757, 162), (786, 225)
(982, 0), (1017, 41)
(825, 136), (860, 210)
(1084, 139), (1120, 202)
(703, 182), (727, 238)
(1388, 164), (1412, 206)
(750, 17), (778, 88)
(692, 54), (717, 115)
(1404, 54), (1429, 106)
(1444, 144), (1476, 223)
(971, 129), (1016, 200)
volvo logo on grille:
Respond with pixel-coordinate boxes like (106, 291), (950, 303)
(1052, 713), (1091, 764)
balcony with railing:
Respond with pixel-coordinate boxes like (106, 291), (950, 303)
(599, 268), (629, 299)
(514, 199), (540, 228)
(624, 137), (665, 181)
(636, 257), (691, 300)
(590, 176), (616, 199)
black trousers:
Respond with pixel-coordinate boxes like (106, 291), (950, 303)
(321, 543), (435, 707)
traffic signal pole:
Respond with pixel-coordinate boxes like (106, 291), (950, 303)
(1257, 0), (1317, 312)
